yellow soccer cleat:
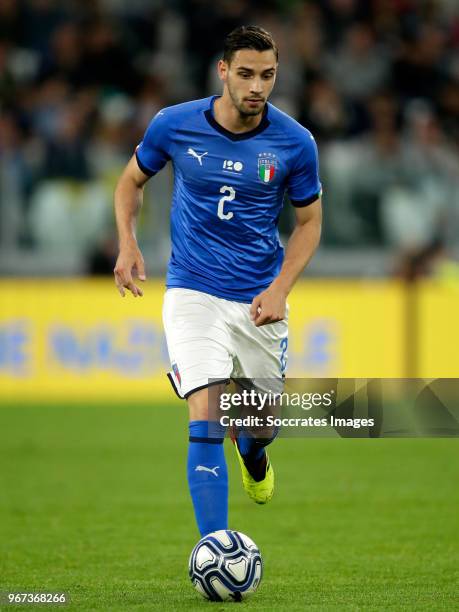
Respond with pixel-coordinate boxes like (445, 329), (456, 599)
(233, 440), (274, 505)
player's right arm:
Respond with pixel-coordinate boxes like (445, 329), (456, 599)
(113, 155), (150, 297)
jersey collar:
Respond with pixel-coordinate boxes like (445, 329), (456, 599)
(204, 95), (270, 141)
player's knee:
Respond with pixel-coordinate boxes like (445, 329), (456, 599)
(188, 389), (209, 421)
(187, 383), (228, 422)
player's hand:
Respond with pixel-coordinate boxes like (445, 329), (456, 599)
(114, 242), (146, 297)
(250, 287), (287, 327)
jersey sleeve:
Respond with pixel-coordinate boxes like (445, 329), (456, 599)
(287, 132), (322, 207)
(135, 110), (172, 176)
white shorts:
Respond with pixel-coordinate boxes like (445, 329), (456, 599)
(163, 288), (288, 399)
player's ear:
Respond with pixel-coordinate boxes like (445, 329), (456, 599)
(217, 59), (228, 83)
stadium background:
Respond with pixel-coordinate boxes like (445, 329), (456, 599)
(1, 1), (458, 609)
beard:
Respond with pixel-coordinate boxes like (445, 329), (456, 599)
(227, 81), (265, 117)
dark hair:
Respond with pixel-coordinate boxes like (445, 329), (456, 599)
(223, 26), (278, 64)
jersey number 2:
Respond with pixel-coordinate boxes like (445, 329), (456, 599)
(218, 185), (235, 220)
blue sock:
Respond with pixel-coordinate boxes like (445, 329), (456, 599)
(187, 420), (228, 537)
(237, 434), (265, 462)
(237, 426), (280, 481)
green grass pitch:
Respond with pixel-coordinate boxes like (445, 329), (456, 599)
(0, 402), (457, 611)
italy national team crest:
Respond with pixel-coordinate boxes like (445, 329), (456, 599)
(258, 152), (277, 183)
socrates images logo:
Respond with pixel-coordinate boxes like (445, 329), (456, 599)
(258, 152), (277, 183)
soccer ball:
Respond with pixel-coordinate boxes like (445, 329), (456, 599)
(188, 529), (263, 601)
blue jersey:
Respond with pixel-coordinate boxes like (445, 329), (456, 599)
(136, 96), (321, 303)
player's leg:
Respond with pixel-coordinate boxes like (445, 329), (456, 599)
(187, 384), (228, 537)
(232, 380), (279, 480)
(162, 289), (233, 536)
(230, 381), (278, 504)
(230, 305), (288, 502)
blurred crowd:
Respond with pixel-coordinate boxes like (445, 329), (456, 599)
(1, 0), (458, 276)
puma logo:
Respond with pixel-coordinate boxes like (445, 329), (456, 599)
(195, 465), (219, 477)
(187, 148), (208, 166)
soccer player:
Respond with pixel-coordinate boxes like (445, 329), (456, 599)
(113, 26), (322, 536)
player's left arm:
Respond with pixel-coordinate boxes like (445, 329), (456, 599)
(250, 197), (322, 327)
